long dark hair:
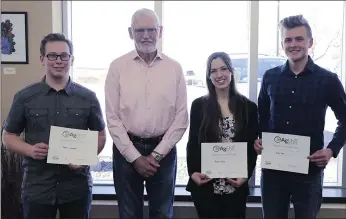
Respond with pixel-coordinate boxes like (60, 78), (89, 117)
(198, 52), (249, 143)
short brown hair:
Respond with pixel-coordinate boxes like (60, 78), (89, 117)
(40, 33), (73, 56)
(278, 15), (312, 39)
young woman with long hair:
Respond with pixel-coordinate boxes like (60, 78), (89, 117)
(186, 52), (259, 218)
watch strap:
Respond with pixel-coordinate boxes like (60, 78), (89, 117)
(152, 151), (163, 161)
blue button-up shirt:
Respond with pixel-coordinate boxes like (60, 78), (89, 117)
(258, 56), (346, 175)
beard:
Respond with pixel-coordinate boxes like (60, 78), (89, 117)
(136, 43), (157, 54)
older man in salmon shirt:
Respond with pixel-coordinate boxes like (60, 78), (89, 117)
(104, 8), (189, 219)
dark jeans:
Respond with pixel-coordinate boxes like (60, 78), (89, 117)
(22, 194), (92, 219)
(261, 169), (323, 219)
(113, 142), (177, 219)
(191, 188), (247, 219)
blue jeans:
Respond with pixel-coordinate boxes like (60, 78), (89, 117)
(113, 142), (177, 219)
(260, 169), (323, 219)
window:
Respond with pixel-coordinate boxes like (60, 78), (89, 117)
(70, 1), (155, 184)
(162, 1), (250, 185)
(65, 1), (346, 189)
(255, 1), (344, 186)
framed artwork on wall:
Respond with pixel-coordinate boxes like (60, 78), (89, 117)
(1, 12), (29, 64)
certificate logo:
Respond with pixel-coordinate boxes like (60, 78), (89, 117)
(274, 136), (282, 143)
(213, 145), (234, 152)
(62, 130), (86, 140)
(274, 136), (298, 145)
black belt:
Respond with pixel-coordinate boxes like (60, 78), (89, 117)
(128, 132), (163, 145)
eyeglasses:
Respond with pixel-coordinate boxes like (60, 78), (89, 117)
(133, 27), (159, 36)
(45, 53), (71, 61)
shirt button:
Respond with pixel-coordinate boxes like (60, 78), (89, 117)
(292, 91), (295, 93)
(295, 76), (297, 78)
(57, 111), (59, 114)
(289, 106), (292, 108)
(287, 121), (290, 124)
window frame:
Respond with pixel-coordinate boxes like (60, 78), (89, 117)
(62, 0), (346, 189)
(340, 0), (346, 189)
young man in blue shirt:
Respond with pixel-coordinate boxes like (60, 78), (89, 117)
(255, 15), (346, 219)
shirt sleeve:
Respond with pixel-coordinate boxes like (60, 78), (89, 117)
(4, 92), (26, 134)
(186, 98), (202, 176)
(104, 62), (141, 163)
(326, 73), (346, 158)
(87, 92), (106, 131)
(153, 63), (189, 157)
(258, 72), (271, 137)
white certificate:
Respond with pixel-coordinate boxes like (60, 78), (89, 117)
(47, 126), (98, 165)
(261, 132), (310, 174)
(201, 142), (247, 178)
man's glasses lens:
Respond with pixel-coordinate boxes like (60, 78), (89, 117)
(46, 53), (71, 61)
(134, 28), (157, 35)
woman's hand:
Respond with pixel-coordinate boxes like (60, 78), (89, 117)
(191, 172), (212, 186)
(226, 178), (247, 187)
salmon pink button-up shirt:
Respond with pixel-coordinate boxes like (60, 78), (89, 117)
(105, 50), (189, 163)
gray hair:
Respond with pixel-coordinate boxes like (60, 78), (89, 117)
(278, 14), (313, 39)
(131, 8), (160, 27)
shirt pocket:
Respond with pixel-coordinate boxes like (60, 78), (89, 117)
(66, 108), (90, 129)
(28, 108), (49, 133)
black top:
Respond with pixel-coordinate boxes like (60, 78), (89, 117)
(258, 56), (346, 175)
(4, 76), (105, 205)
(185, 95), (259, 194)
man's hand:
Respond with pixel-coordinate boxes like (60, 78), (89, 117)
(68, 163), (86, 171)
(226, 178), (247, 188)
(147, 154), (160, 167)
(133, 156), (160, 178)
(254, 139), (263, 154)
(191, 172), (212, 186)
(29, 143), (49, 160)
(307, 148), (333, 167)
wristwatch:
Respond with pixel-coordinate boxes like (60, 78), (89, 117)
(151, 151), (163, 162)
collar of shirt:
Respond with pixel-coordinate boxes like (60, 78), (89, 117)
(131, 49), (163, 62)
(280, 55), (316, 76)
(40, 75), (75, 96)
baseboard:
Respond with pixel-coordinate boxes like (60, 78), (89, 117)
(89, 200), (346, 218)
